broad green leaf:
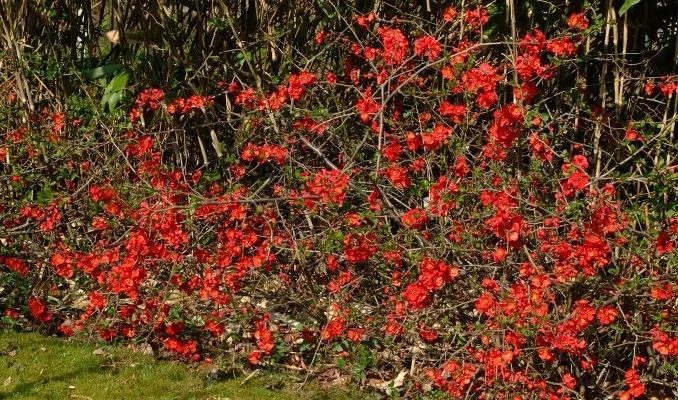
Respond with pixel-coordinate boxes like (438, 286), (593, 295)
(101, 71), (130, 111)
(104, 71), (130, 94)
(619, 0), (643, 16)
(107, 92), (123, 111)
(82, 64), (121, 80)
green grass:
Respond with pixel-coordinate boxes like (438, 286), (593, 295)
(0, 332), (372, 400)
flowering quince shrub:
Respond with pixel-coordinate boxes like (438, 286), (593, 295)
(2, 1), (678, 399)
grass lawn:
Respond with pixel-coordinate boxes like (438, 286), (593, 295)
(0, 332), (373, 400)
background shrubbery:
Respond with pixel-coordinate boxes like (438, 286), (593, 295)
(1, 0), (678, 398)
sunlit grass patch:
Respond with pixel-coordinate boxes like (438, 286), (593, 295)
(0, 332), (371, 400)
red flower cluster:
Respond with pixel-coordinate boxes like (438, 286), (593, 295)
(20, 204), (62, 233)
(413, 36), (442, 61)
(438, 102), (466, 124)
(401, 208), (427, 229)
(0, 256), (29, 276)
(241, 142), (289, 165)
(322, 316), (347, 341)
(343, 233), (377, 264)
(130, 88), (164, 123)
(619, 369), (646, 400)
(402, 258), (458, 310)
(287, 71), (317, 100)
(305, 169), (350, 206)
(356, 88), (381, 122)
(484, 104), (524, 161)
(568, 13), (589, 31)
(428, 175), (459, 216)
(382, 165), (411, 189)
(167, 94), (214, 115)
(421, 124), (452, 151)
(254, 315), (275, 354)
(164, 337), (199, 360)
(649, 328), (678, 356)
(377, 26), (409, 65)
(28, 297), (52, 322)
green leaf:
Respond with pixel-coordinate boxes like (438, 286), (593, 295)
(82, 64), (122, 80)
(619, 0), (643, 16)
(36, 185), (55, 205)
(104, 71), (130, 94)
(107, 92), (123, 111)
(101, 71), (130, 111)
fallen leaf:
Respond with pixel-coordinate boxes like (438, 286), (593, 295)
(7, 350), (16, 357)
(3, 376), (12, 387)
(392, 370), (407, 388)
(375, 370), (408, 396)
(105, 30), (120, 43)
(92, 348), (106, 356)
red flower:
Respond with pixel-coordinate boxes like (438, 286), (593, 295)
(353, 12), (376, 28)
(624, 128), (643, 141)
(343, 233), (377, 263)
(378, 27), (409, 65)
(248, 350), (263, 365)
(567, 13), (588, 31)
(566, 170), (590, 191)
(306, 169), (350, 206)
(493, 247), (508, 262)
(382, 141), (403, 162)
(28, 297), (52, 322)
(421, 124), (452, 151)
(464, 7), (489, 27)
(326, 255), (340, 272)
(51, 252), (74, 279)
(241, 142), (289, 165)
(89, 291), (108, 310)
(546, 37), (578, 56)
(347, 327), (366, 342)
(649, 328), (678, 356)
(572, 155), (589, 169)
(443, 7), (458, 22)
(414, 35), (442, 61)
(356, 88), (381, 122)
(596, 305), (618, 325)
(322, 316), (346, 341)
(623, 369), (646, 398)
(315, 30), (328, 44)
(462, 63), (502, 93)
(0, 256), (29, 276)
(205, 320), (225, 336)
(254, 316), (275, 354)
(650, 283), (674, 301)
(383, 165), (412, 189)
(384, 317), (404, 336)
(419, 326), (439, 342)
(402, 208), (428, 229)
(403, 258), (458, 310)
(655, 230), (674, 254)
(529, 133), (554, 162)
(475, 293), (496, 316)
(438, 102), (466, 124)
(403, 283), (432, 309)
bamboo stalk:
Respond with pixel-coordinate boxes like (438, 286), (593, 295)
(595, 0), (615, 180)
